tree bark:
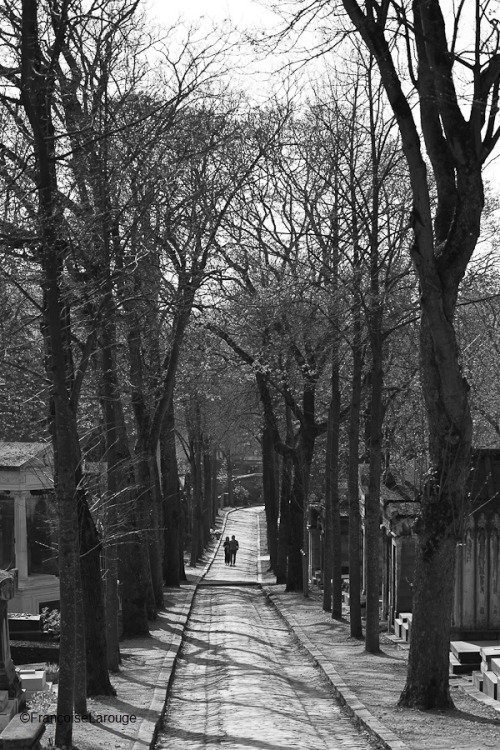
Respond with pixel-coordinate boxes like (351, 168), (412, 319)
(348, 301), (363, 639)
(262, 422), (279, 571)
(398, 314), (472, 708)
(161, 398), (182, 587)
(286, 428), (315, 593)
(365, 80), (383, 654)
(74, 562), (87, 715)
(226, 451), (234, 507)
(77, 485), (115, 694)
(323, 403), (334, 613)
(365, 349), (383, 653)
(99, 314), (123, 666)
(276, 452), (292, 584)
(324, 357), (343, 617)
(202, 436), (213, 544)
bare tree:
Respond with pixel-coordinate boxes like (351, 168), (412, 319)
(275, 0), (500, 708)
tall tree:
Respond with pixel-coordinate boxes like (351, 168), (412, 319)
(3, 1), (85, 744)
(278, 0), (500, 707)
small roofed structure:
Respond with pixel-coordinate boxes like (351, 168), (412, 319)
(0, 443), (59, 613)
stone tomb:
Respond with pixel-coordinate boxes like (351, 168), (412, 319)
(471, 646), (500, 699)
(449, 640), (482, 675)
(0, 571), (23, 732)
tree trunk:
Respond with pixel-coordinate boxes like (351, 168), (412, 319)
(74, 562), (87, 715)
(323, 403), (334, 613)
(162, 398), (182, 586)
(54, 423), (78, 749)
(100, 327), (121, 667)
(324, 356), (342, 617)
(286, 429), (315, 593)
(100, 317), (149, 637)
(348, 311), (363, 639)
(365, 348), (383, 653)
(276, 452), (292, 584)
(211, 445), (218, 526)
(286, 451), (304, 592)
(148, 453), (165, 608)
(399, 314), (472, 708)
(189, 428), (203, 566)
(77, 487), (115, 694)
(262, 423), (279, 571)
(203, 437), (212, 544)
(226, 451), (234, 506)
(104, 539), (120, 671)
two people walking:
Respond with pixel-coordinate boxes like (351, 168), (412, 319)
(223, 535), (239, 566)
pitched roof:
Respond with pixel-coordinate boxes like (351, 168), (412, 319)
(0, 442), (50, 469)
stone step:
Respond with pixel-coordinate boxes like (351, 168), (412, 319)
(450, 641), (482, 664)
(402, 621), (411, 642)
(483, 670), (499, 700)
(480, 646), (500, 669)
(491, 657), (500, 678)
(472, 670), (484, 691)
(449, 653), (478, 675)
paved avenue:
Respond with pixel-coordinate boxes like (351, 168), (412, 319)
(156, 507), (373, 750)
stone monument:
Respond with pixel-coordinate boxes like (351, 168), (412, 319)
(0, 570), (23, 731)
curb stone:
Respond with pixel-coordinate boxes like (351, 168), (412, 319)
(459, 681), (500, 714)
(262, 587), (411, 750)
(134, 507), (236, 750)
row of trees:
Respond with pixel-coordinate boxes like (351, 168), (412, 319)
(1, 1), (500, 745)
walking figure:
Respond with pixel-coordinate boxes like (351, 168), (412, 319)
(229, 535), (239, 566)
(223, 536), (231, 565)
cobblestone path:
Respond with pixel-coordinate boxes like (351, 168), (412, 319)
(156, 508), (373, 750)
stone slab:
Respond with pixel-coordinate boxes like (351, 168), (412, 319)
(0, 700), (18, 733)
(450, 641), (482, 664)
(0, 713), (45, 748)
(483, 670), (499, 700)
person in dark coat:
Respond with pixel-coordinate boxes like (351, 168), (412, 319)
(229, 535), (239, 566)
(223, 536), (231, 565)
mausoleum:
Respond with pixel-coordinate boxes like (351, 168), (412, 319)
(0, 443), (59, 613)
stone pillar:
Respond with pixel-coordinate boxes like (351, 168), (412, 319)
(0, 572), (21, 701)
(489, 514), (500, 630)
(13, 493), (28, 580)
(380, 530), (390, 622)
(476, 512), (488, 630)
(462, 515), (476, 629)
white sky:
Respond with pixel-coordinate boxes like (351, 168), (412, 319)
(146, 0), (280, 31)
(144, 0), (290, 101)
(143, 0), (500, 184)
